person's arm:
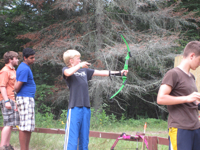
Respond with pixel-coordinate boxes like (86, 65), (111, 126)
(0, 86), (11, 109)
(157, 84), (200, 105)
(14, 81), (24, 93)
(63, 61), (91, 77)
(93, 69), (128, 77)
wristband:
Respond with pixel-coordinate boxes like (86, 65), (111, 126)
(110, 71), (121, 76)
(5, 99), (10, 103)
(109, 70), (111, 76)
(80, 64), (82, 68)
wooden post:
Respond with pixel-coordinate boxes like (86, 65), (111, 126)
(148, 136), (158, 150)
(142, 139), (145, 150)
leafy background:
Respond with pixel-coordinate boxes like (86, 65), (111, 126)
(0, 0), (200, 121)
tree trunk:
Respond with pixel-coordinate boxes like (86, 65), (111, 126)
(93, 0), (104, 111)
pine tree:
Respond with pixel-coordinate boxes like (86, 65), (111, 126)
(2, 0), (200, 118)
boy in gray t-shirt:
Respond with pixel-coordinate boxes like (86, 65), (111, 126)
(157, 41), (200, 150)
(62, 49), (128, 150)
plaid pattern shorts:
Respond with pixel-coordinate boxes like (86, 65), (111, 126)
(16, 96), (35, 132)
(0, 99), (20, 126)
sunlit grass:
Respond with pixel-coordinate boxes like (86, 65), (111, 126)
(6, 129), (168, 150)
(0, 111), (169, 150)
(1, 118), (168, 150)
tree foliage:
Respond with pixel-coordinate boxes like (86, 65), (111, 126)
(1, 0), (200, 119)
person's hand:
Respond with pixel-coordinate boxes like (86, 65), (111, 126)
(80, 62), (91, 69)
(121, 70), (128, 76)
(186, 92), (200, 103)
(196, 99), (200, 105)
(5, 102), (12, 109)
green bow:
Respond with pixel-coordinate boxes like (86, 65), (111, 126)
(109, 34), (132, 102)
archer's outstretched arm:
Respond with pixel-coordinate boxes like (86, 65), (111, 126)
(64, 62), (90, 77)
(93, 70), (128, 77)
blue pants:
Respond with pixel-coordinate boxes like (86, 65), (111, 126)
(64, 107), (91, 150)
(169, 127), (200, 150)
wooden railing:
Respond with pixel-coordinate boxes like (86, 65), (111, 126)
(0, 127), (169, 150)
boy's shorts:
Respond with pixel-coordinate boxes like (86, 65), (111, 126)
(16, 96), (35, 132)
(169, 127), (200, 150)
(0, 99), (20, 126)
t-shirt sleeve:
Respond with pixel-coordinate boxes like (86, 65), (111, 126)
(62, 67), (68, 79)
(17, 69), (29, 83)
(0, 71), (9, 86)
(86, 68), (94, 81)
(162, 69), (178, 89)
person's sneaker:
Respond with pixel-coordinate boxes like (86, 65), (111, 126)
(0, 146), (8, 150)
(6, 145), (14, 150)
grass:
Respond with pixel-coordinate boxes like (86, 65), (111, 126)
(0, 111), (169, 150)
(6, 127), (168, 150)
(88, 118), (168, 150)
(89, 138), (168, 150)
(1, 118), (168, 150)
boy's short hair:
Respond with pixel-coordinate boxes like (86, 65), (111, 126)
(23, 48), (35, 58)
(183, 41), (200, 57)
(3, 51), (18, 64)
(63, 49), (81, 66)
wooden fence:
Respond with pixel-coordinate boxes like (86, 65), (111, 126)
(0, 127), (168, 150)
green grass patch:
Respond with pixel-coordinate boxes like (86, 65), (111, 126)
(7, 130), (168, 150)
(0, 110), (169, 149)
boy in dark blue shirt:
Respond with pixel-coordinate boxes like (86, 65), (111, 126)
(62, 49), (128, 150)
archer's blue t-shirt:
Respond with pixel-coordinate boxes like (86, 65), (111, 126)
(16, 62), (36, 98)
